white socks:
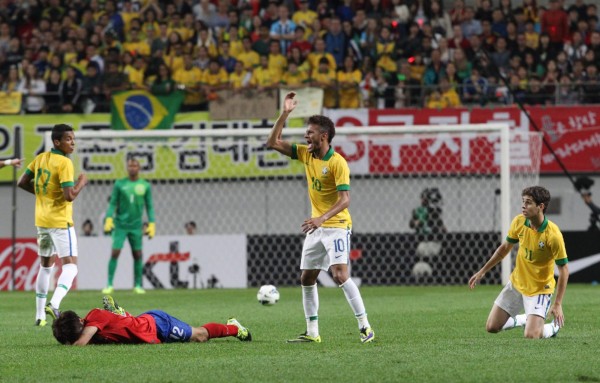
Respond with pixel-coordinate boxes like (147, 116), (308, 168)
(542, 322), (560, 338)
(340, 279), (370, 329)
(36, 265), (53, 320)
(49, 263), (78, 310)
(502, 314), (560, 338)
(502, 314), (527, 330)
(302, 284), (319, 337)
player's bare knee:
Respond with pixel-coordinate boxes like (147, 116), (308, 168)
(523, 329), (543, 339)
(485, 321), (501, 333)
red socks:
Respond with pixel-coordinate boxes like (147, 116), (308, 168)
(203, 323), (239, 339)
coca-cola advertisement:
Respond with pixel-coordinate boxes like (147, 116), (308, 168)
(0, 238), (73, 291)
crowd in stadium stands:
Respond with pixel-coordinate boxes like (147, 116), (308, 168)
(1, 0), (599, 113)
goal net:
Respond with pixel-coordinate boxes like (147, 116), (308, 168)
(52, 124), (542, 287)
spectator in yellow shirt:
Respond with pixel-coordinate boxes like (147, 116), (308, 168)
(293, 0), (318, 38)
(123, 28), (151, 57)
(201, 59), (229, 100)
(268, 40), (288, 79)
(426, 89), (445, 109)
(311, 57), (337, 108)
(125, 55), (146, 89)
(440, 77), (462, 107)
(337, 56), (362, 108)
(236, 36), (260, 70)
(229, 61), (252, 92)
(307, 38), (337, 72)
(251, 54), (280, 91)
(173, 53), (204, 111)
(280, 61), (309, 89)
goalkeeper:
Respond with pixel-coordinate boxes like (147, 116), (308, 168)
(102, 158), (155, 294)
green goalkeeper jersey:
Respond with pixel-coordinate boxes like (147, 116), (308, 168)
(106, 178), (155, 230)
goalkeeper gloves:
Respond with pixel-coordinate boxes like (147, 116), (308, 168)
(146, 222), (156, 239)
(104, 217), (114, 234)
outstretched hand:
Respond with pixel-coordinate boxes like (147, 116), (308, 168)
(549, 303), (565, 328)
(468, 272), (483, 289)
(283, 92), (298, 114)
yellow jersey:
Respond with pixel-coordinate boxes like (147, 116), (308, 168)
(174, 67), (204, 104)
(506, 215), (568, 296)
(201, 68), (228, 87)
(307, 52), (337, 71)
(125, 65), (145, 87)
(280, 71), (309, 86)
(337, 69), (362, 108)
(236, 50), (260, 70)
(123, 41), (151, 56)
(251, 67), (280, 87)
(292, 144), (352, 229)
(25, 149), (75, 228)
(229, 71), (251, 89)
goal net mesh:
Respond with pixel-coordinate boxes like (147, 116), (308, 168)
(70, 127), (543, 286)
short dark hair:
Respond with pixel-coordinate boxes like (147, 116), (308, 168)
(52, 310), (84, 345)
(307, 115), (335, 143)
(51, 124), (73, 143)
(522, 186), (551, 213)
(186, 221), (197, 228)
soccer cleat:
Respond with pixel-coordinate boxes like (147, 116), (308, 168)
(133, 287), (146, 294)
(35, 319), (47, 327)
(287, 332), (322, 343)
(45, 303), (60, 321)
(102, 295), (126, 316)
(227, 318), (252, 341)
(360, 327), (375, 343)
(101, 286), (114, 294)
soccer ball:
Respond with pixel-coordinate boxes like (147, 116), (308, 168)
(257, 285), (280, 305)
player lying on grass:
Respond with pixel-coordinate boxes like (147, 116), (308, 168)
(52, 296), (251, 345)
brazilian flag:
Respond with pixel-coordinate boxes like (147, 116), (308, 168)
(111, 90), (185, 130)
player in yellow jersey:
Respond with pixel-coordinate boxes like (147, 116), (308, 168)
(18, 124), (88, 327)
(266, 92), (374, 344)
(469, 186), (569, 339)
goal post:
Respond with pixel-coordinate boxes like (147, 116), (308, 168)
(46, 123), (542, 287)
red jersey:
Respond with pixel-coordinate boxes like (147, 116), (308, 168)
(84, 309), (161, 344)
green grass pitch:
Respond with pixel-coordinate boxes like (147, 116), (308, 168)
(1, 285), (599, 383)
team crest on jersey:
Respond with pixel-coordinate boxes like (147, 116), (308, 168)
(322, 167), (329, 175)
(538, 241), (545, 249)
(135, 184), (146, 195)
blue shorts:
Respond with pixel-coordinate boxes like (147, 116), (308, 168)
(144, 310), (193, 343)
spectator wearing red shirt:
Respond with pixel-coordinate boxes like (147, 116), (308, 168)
(52, 301), (251, 345)
(541, 0), (569, 51)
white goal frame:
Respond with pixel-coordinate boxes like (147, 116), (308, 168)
(46, 123), (512, 283)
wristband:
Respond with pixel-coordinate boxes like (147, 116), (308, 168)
(4, 159), (12, 166)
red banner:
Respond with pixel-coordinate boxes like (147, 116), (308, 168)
(325, 106), (600, 174)
(0, 238), (74, 291)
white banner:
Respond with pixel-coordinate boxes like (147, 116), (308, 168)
(78, 235), (247, 290)
(280, 87), (324, 118)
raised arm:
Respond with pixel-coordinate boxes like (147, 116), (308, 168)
(266, 92), (297, 157)
(468, 241), (514, 289)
